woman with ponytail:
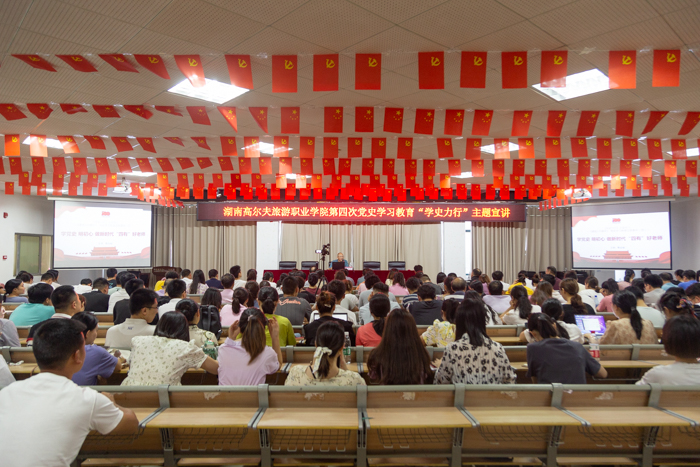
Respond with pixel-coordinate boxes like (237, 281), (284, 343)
(220, 288), (249, 327)
(560, 278), (595, 324)
(599, 290), (657, 345)
(500, 285), (541, 325)
(302, 291), (355, 347)
(526, 313), (607, 384)
(356, 294), (390, 347)
(618, 269), (635, 290)
(521, 299), (583, 344)
(658, 292), (696, 320)
(285, 321), (365, 386)
(258, 286), (296, 347)
(580, 277), (602, 308)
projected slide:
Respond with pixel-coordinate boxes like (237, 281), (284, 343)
(54, 200), (152, 268)
(571, 202), (671, 269)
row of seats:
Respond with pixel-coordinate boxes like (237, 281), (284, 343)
(70, 383), (700, 467)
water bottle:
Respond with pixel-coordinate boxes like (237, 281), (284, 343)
(343, 332), (352, 365)
(203, 339), (218, 359)
(589, 341), (600, 361)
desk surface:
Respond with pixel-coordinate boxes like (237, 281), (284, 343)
(567, 407), (692, 427)
(492, 337), (522, 345)
(509, 360), (662, 371)
(9, 363), (39, 374)
(465, 407), (582, 426)
(366, 407), (471, 428)
(663, 407), (700, 423)
(134, 408), (160, 423)
(290, 363), (360, 373)
(257, 408), (358, 430)
(147, 407), (258, 428)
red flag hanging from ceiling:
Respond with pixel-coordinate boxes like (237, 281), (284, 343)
(647, 138), (663, 159)
(313, 54), (339, 91)
(52, 157), (67, 174)
(571, 138), (588, 158)
(300, 137), (316, 158)
(540, 51), (567, 87)
(111, 137), (133, 152)
(512, 160), (525, 176)
(12, 54), (56, 71)
(404, 160), (417, 176)
(259, 157), (272, 175)
(243, 137), (260, 158)
(472, 110), (493, 135)
(639, 160), (653, 178)
(347, 137), (363, 158)
(238, 158), (252, 175)
(187, 106), (211, 125)
(31, 157), (46, 174)
(444, 109), (464, 136)
(501, 52), (527, 88)
(687, 160), (698, 178)
(99, 54), (138, 72)
(56, 55), (97, 72)
(371, 138), (386, 159)
(642, 111), (668, 134)
(622, 139), (639, 160)
(493, 139), (510, 159)
(249, 107), (268, 133)
(224, 55), (254, 89)
(133, 54), (170, 79)
(165, 137), (184, 147)
(545, 138), (561, 158)
(4, 135), (20, 156)
(157, 158), (174, 172)
(324, 107), (343, 133)
(596, 138), (612, 159)
(471, 160), (484, 177)
(460, 52), (487, 88)
(93, 105), (119, 118)
(57, 136), (80, 154)
(26, 103), (53, 119)
(323, 137), (339, 158)
(671, 139), (687, 159)
(678, 111), (700, 135)
(418, 52), (444, 89)
(414, 109), (435, 134)
(597, 160), (611, 176)
(72, 158), (89, 175)
(557, 160), (570, 178)
(94, 158), (111, 175)
(115, 158), (132, 173)
(174, 55), (205, 87)
(218, 156), (234, 172)
(299, 158), (313, 175)
(383, 108), (403, 133)
(279, 157), (293, 174)
(437, 138), (453, 159)
(619, 160), (633, 177)
(355, 53), (381, 90)
(653, 50), (680, 87)
(322, 159), (335, 175)
(136, 158), (154, 173)
(577, 111), (599, 136)
(466, 138), (482, 160)
(137, 137), (156, 153)
(511, 110), (532, 136)
(274, 136), (289, 157)
(609, 51), (636, 89)
(448, 159), (462, 176)
(0, 104), (26, 121)
(60, 103), (87, 114)
(272, 55), (297, 92)
(217, 106), (237, 131)
(616, 111), (635, 136)
(156, 106), (182, 116)
(29, 135), (47, 157)
(423, 159), (436, 176)
(192, 137), (211, 150)
(8, 157), (22, 175)
(535, 160), (547, 176)
(220, 137), (237, 156)
(547, 110), (566, 136)
(280, 107), (300, 134)
(397, 138), (413, 159)
(356, 107), (374, 132)
(123, 105), (153, 120)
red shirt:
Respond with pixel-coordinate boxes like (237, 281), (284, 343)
(356, 322), (382, 347)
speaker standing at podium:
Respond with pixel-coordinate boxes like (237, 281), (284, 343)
(331, 252), (349, 268)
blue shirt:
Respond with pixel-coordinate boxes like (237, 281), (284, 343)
(679, 280), (698, 291)
(8, 303), (55, 326)
(661, 282), (676, 291)
(72, 345), (118, 386)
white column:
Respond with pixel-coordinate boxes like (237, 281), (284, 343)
(256, 221), (280, 272)
(442, 221), (469, 277)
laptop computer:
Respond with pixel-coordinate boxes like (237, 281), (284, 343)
(575, 315), (607, 335)
(331, 262), (345, 270)
(309, 312), (349, 322)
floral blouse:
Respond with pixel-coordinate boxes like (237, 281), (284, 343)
(434, 334), (516, 385)
(284, 365), (366, 387)
(598, 318), (658, 345)
(422, 320), (455, 347)
(121, 336), (207, 386)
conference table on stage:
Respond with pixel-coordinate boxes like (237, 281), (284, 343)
(264, 269), (417, 283)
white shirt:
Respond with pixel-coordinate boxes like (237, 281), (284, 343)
(580, 289), (601, 307)
(578, 291), (597, 311)
(107, 288), (129, 315)
(501, 305), (542, 325)
(524, 321), (583, 344)
(105, 318), (156, 350)
(341, 294), (359, 311)
(182, 277), (193, 288)
(73, 284), (93, 294)
(551, 291), (567, 304)
(158, 298), (183, 317)
(637, 362), (700, 386)
(51, 282), (61, 289)
(0, 358), (15, 386)
(0, 372), (123, 467)
(636, 305), (666, 328)
(233, 279), (247, 290)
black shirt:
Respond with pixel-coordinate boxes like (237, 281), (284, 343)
(526, 338), (601, 384)
(107, 279), (117, 289)
(114, 299), (158, 326)
(83, 291), (110, 314)
(409, 299), (443, 325)
(561, 303), (595, 324)
(205, 278), (223, 289)
(303, 315), (355, 347)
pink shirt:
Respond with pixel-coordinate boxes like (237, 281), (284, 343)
(389, 285), (409, 296)
(220, 289), (234, 304)
(597, 294), (614, 313)
(217, 338), (279, 386)
(220, 304), (246, 327)
(356, 323), (382, 347)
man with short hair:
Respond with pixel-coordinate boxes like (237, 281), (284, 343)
(113, 279), (147, 325)
(332, 252), (349, 267)
(357, 268), (371, 286)
(402, 277), (422, 309)
(275, 277), (313, 325)
(483, 281), (511, 314)
(32, 272), (54, 288)
(47, 269), (61, 289)
(684, 283), (700, 317)
(220, 273), (235, 304)
(445, 278), (467, 301)
(358, 282), (400, 325)
(409, 284), (443, 325)
(262, 271), (277, 289)
(105, 289), (159, 350)
(206, 269), (223, 289)
(643, 274), (665, 307)
(660, 272), (676, 291)
(564, 270), (586, 292)
(414, 265), (423, 273)
(491, 270), (510, 291)
(106, 268), (118, 289)
(0, 319), (138, 466)
(74, 278), (93, 294)
(181, 269), (193, 289)
(675, 269), (684, 284)
(84, 278), (111, 314)
(420, 274), (443, 296)
(679, 270), (698, 291)
(108, 272), (135, 317)
(8, 283), (55, 326)
(158, 279), (188, 317)
(230, 265), (246, 290)
(359, 275), (397, 307)
(546, 266), (561, 290)
(49, 285), (82, 319)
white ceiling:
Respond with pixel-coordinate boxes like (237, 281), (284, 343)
(1, 0), (700, 193)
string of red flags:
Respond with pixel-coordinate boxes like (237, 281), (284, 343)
(10, 49), (686, 90)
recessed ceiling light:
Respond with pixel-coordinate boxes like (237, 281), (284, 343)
(452, 171), (473, 178)
(667, 148), (700, 157)
(22, 136), (63, 149)
(532, 69), (609, 101)
(480, 142), (519, 154)
(168, 78), (249, 104)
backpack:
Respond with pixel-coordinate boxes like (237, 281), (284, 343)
(197, 305), (222, 339)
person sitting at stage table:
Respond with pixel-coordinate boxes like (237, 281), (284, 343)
(332, 252), (349, 267)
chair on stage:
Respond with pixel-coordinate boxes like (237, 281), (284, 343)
(387, 261), (405, 270)
(363, 261), (381, 270)
(279, 261), (297, 269)
(301, 261), (318, 269)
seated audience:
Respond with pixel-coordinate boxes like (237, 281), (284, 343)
(580, 277), (602, 308)
(479, 274), (491, 295)
(526, 313), (607, 384)
(385, 269), (397, 286)
(434, 298), (516, 384)
(465, 290), (502, 325)
(189, 269), (208, 295)
(626, 285), (665, 327)
(436, 272), (447, 292)
(0, 356), (14, 386)
(643, 274), (664, 307)
(356, 294), (390, 347)
(83, 278), (110, 314)
(105, 289), (159, 349)
(181, 269), (192, 289)
(327, 279), (358, 325)
(401, 276), (422, 309)
(259, 287), (296, 347)
(637, 315), (700, 385)
(276, 276), (312, 325)
(530, 281), (554, 307)
(563, 271), (586, 293)
(541, 274), (566, 303)
(421, 274), (443, 296)
(685, 283), (700, 317)
(108, 271), (135, 316)
(545, 266), (561, 290)
(618, 269), (635, 290)
(491, 270), (510, 291)
(359, 275), (397, 307)
(599, 290), (658, 345)
(658, 291), (696, 320)
(244, 281), (260, 308)
(246, 268), (258, 283)
(285, 321), (365, 386)
(113, 279), (148, 325)
(304, 272), (322, 298)
(0, 319), (138, 465)
(367, 308), (433, 384)
(422, 299), (459, 346)
(122, 311), (218, 386)
(304, 291), (355, 346)
(221, 288), (248, 326)
(176, 299), (218, 347)
(2, 279), (27, 303)
(500, 285), (541, 325)
(483, 280), (511, 314)
(507, 274), (534, 295)
(679, 269), (698, 291)
(660, 272), (677, 291)
(560, 278), (595, 323)
(0, 307), (20, 346)
(220, 273), (235, 304)
(359, 282), (399, 325)
(408, 284), (443, 325)
(389, 272), (409, 296)
(154, 271), (179, 292)
(206, 269), (223, 289)
(445, 278), (468, 301)
(106, 267), (118, 289)
(158, 279), (187, 317)
(597, 279), (619, 313)
(339, 281), (359, 311)
(522, 299), (583, 343)
(8, 282), (54, 326)
(218, 308), (282, 386)
(443, 276), (454, 296)
(71, 312), (124, 385)
(228, 265), (246, 290)
(262, 271), (277, 288)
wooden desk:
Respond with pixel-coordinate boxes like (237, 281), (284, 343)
(663, 407), (700, 423)
(465, 407), (582, 426)
(493, 336), (523, 345)
(147, 408), (258, 428)
(567, 407), (693, 427)
(509, 360), (661, 371)
(366, 407), (471, 429)
(9, 363), (39, 375)
(290, 363), (360, 373)
(133, 408), (161, 423)
(257, 408), (358, 430)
